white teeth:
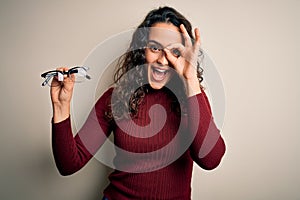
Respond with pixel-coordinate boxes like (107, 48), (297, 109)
(152, 67), (168, 73)
(155, 68), (166, 73)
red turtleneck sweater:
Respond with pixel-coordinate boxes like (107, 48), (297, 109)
(52, 87), (226, 200)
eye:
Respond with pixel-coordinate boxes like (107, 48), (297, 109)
(171, 48), (181, 57)
(147, 44), (161, 53)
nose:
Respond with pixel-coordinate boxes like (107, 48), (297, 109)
(157, 50), (168, 65)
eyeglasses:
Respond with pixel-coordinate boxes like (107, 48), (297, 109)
(145, 41), (181, 58)
(41, 66), (91, 87)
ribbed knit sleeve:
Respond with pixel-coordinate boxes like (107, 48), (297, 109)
(52, 117), (92, 175)
(52, 88), (114, 175)
(188, 91), (226, 170)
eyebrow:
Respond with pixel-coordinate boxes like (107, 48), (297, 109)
(148, 40), (164, 48)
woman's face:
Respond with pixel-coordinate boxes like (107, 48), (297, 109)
(145, 22), (182, 90)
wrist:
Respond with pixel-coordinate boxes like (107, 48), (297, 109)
(52, 102), (71, 123)
(185, 77), (201, 97)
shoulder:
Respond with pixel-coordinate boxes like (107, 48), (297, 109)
(101, 87), (114, 98)
(95, 87), (114, 108)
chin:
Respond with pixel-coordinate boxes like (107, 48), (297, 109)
(149, 82), (165, 90)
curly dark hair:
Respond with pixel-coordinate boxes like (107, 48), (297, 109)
(109, 6), (204, 120)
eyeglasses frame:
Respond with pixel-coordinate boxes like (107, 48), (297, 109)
(41, 66), (91, 87)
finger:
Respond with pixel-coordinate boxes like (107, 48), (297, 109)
(164, 48), (179, 67)
(62, 69), (75, 87)
(194, 28), (201, 46)
(180, 24), (192, 47)
(55, 67), (67, 81)
(55, 66), (74, 88)
(194, 28), (201, 53)
(165, 43), (185, 57)
(56, 67), (68, 72)
(47, 67), (64, 87)
(50, 77), (60, 87)
(56, 66), (70, 79)
(165, 43), (185, 51)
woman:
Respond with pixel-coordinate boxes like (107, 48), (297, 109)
(50, 6), (226, 200)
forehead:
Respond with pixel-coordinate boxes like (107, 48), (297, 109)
(148, 23), (182, 46)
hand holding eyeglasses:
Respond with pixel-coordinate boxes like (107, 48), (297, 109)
(41, 66), (91, 123)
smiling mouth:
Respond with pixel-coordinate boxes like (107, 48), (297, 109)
(151, 66), (169, 82)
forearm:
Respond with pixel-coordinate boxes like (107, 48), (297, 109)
(188, 92), (226, 170)
(52, 117), (92, 175)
